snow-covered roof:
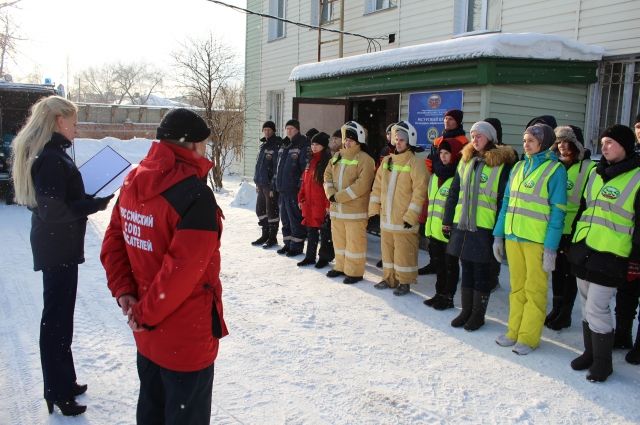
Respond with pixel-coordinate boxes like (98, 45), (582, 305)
(289, 33), (605, 82)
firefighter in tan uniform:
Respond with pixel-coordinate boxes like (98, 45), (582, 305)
(324, 121), (375, 284)
(369, 121), (430, 296)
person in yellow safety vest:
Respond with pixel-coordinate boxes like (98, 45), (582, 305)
(567, 124), (640, 382)
(493, 123), (567, 355)
(611, 113), (640, 361)
(324, 121), (375, 284)
(369, 121), (429, 296)
(423, 138), (464, 309)
(544, 126), (595, 331)
(443, 121), (517, 330)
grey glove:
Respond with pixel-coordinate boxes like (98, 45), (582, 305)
(543, 248), (557, 273)
(492, 237), (505, 263)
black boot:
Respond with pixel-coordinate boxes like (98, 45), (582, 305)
(418, 262), (436, 275)
(464, 291), (490, 331)
(46, 399), (87, 416)
(300, 232), (318, 266)
(251, 227), (269, 246)
(432, 295), (454, 311)
(423, 294), (442, 307)
(571, 321), (593, 370)
(544, 296), (563, 327)
(297, 257), (316, 266)
(315, 259), (330, 268)
(547, 302), (573, 330)
(451, 288), (473, 328)
(72, 382), (88, 396)
(587, 330), (614, 382)
(614, 316), (634, 349)
(262, 227), (278, 249)
(625, 322), (640, 365)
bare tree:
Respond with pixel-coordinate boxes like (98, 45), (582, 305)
(0, 1), (22, 78)
(172, 33), (242, 190)
(208, 84), (244, 188)
(113, 62), (164, 105)
(76, 64), (119, 103)
(73, 62), (164, 104)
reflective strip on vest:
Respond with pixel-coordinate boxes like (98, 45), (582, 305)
(505, 160), (559, 243)
(453, 160), (503, 229)
(573, 168), (640, 256)
(385, 163), (411, 172)
(426, 177), (452, 242)
(563, 160), (594, 234)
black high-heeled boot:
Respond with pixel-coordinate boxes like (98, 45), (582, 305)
(72, 382), (88, 396)
(46, 398), (87, 416)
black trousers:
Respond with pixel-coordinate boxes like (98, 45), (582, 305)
(429, 238), (459, 296)
(551, 246), (577, 307)
(278, 192), (306, 251)
(256, 184), (279, 230)
(460, 259), (496, 293)
(306, 220), (334, 261)
(40, 264), (78, 401)
(137, 353), (215, 425)
(615, 282), (640, 320)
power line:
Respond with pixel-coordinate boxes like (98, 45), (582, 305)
(204, 0), (385, 52)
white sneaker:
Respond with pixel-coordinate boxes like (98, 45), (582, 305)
(512, 342), (536, 355)
(495, 334), (516, 347)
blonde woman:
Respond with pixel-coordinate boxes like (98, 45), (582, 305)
(12, 95), (112, 416)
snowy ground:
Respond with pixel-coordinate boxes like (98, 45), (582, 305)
(1, 138), (639, 424)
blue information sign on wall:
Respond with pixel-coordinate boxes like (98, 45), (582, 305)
(408, 90), (463, 149)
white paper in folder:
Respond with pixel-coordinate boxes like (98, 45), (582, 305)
(78, 145), (131, 197)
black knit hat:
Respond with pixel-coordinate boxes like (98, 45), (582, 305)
(600, 124), (636, 157)
(285, 119), (300, 131)
(483, 117), (503, 145)
(332, 129), (342, 138)
(157, 108), (210, 143)
(262, 121), (276, 132)
(310, 131), (330, 148)
(306, 128), (319, 139)
(445, 109), (463, 127)
(526, 115), (557, 129)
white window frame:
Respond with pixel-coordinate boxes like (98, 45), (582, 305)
(267, 90), (284, 136)
(454, 0), (491, 35)
(364, 0), (395, 15)
(312, 0), (339, 25)
(268, 0), (286, 41)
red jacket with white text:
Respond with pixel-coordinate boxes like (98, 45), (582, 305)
(101, 141), (228, 372)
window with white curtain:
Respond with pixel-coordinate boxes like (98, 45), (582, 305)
(268, 0), (286, 41)
(454, 0), (501, 35)
(267, 90), (284, 135)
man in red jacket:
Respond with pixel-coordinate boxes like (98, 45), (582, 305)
(101, 108), (228, 425)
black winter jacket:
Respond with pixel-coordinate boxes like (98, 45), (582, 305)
(30, 133), (105, 270)
(274, 133), (308, 194)
(568, 155), (640, 288)
(253, 135), (281, 186)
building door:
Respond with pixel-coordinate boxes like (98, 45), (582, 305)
(348, 94), (400, 160)
(292, 98), (349, 137)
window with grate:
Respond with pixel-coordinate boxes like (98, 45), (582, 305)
(597, 59), (640, 137)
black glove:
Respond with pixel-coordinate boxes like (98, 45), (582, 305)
(403, 221), (412, 229)
(442, 225), (451, 239)
(329, 195), (336, 203)
(95, 194), (115, 211)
